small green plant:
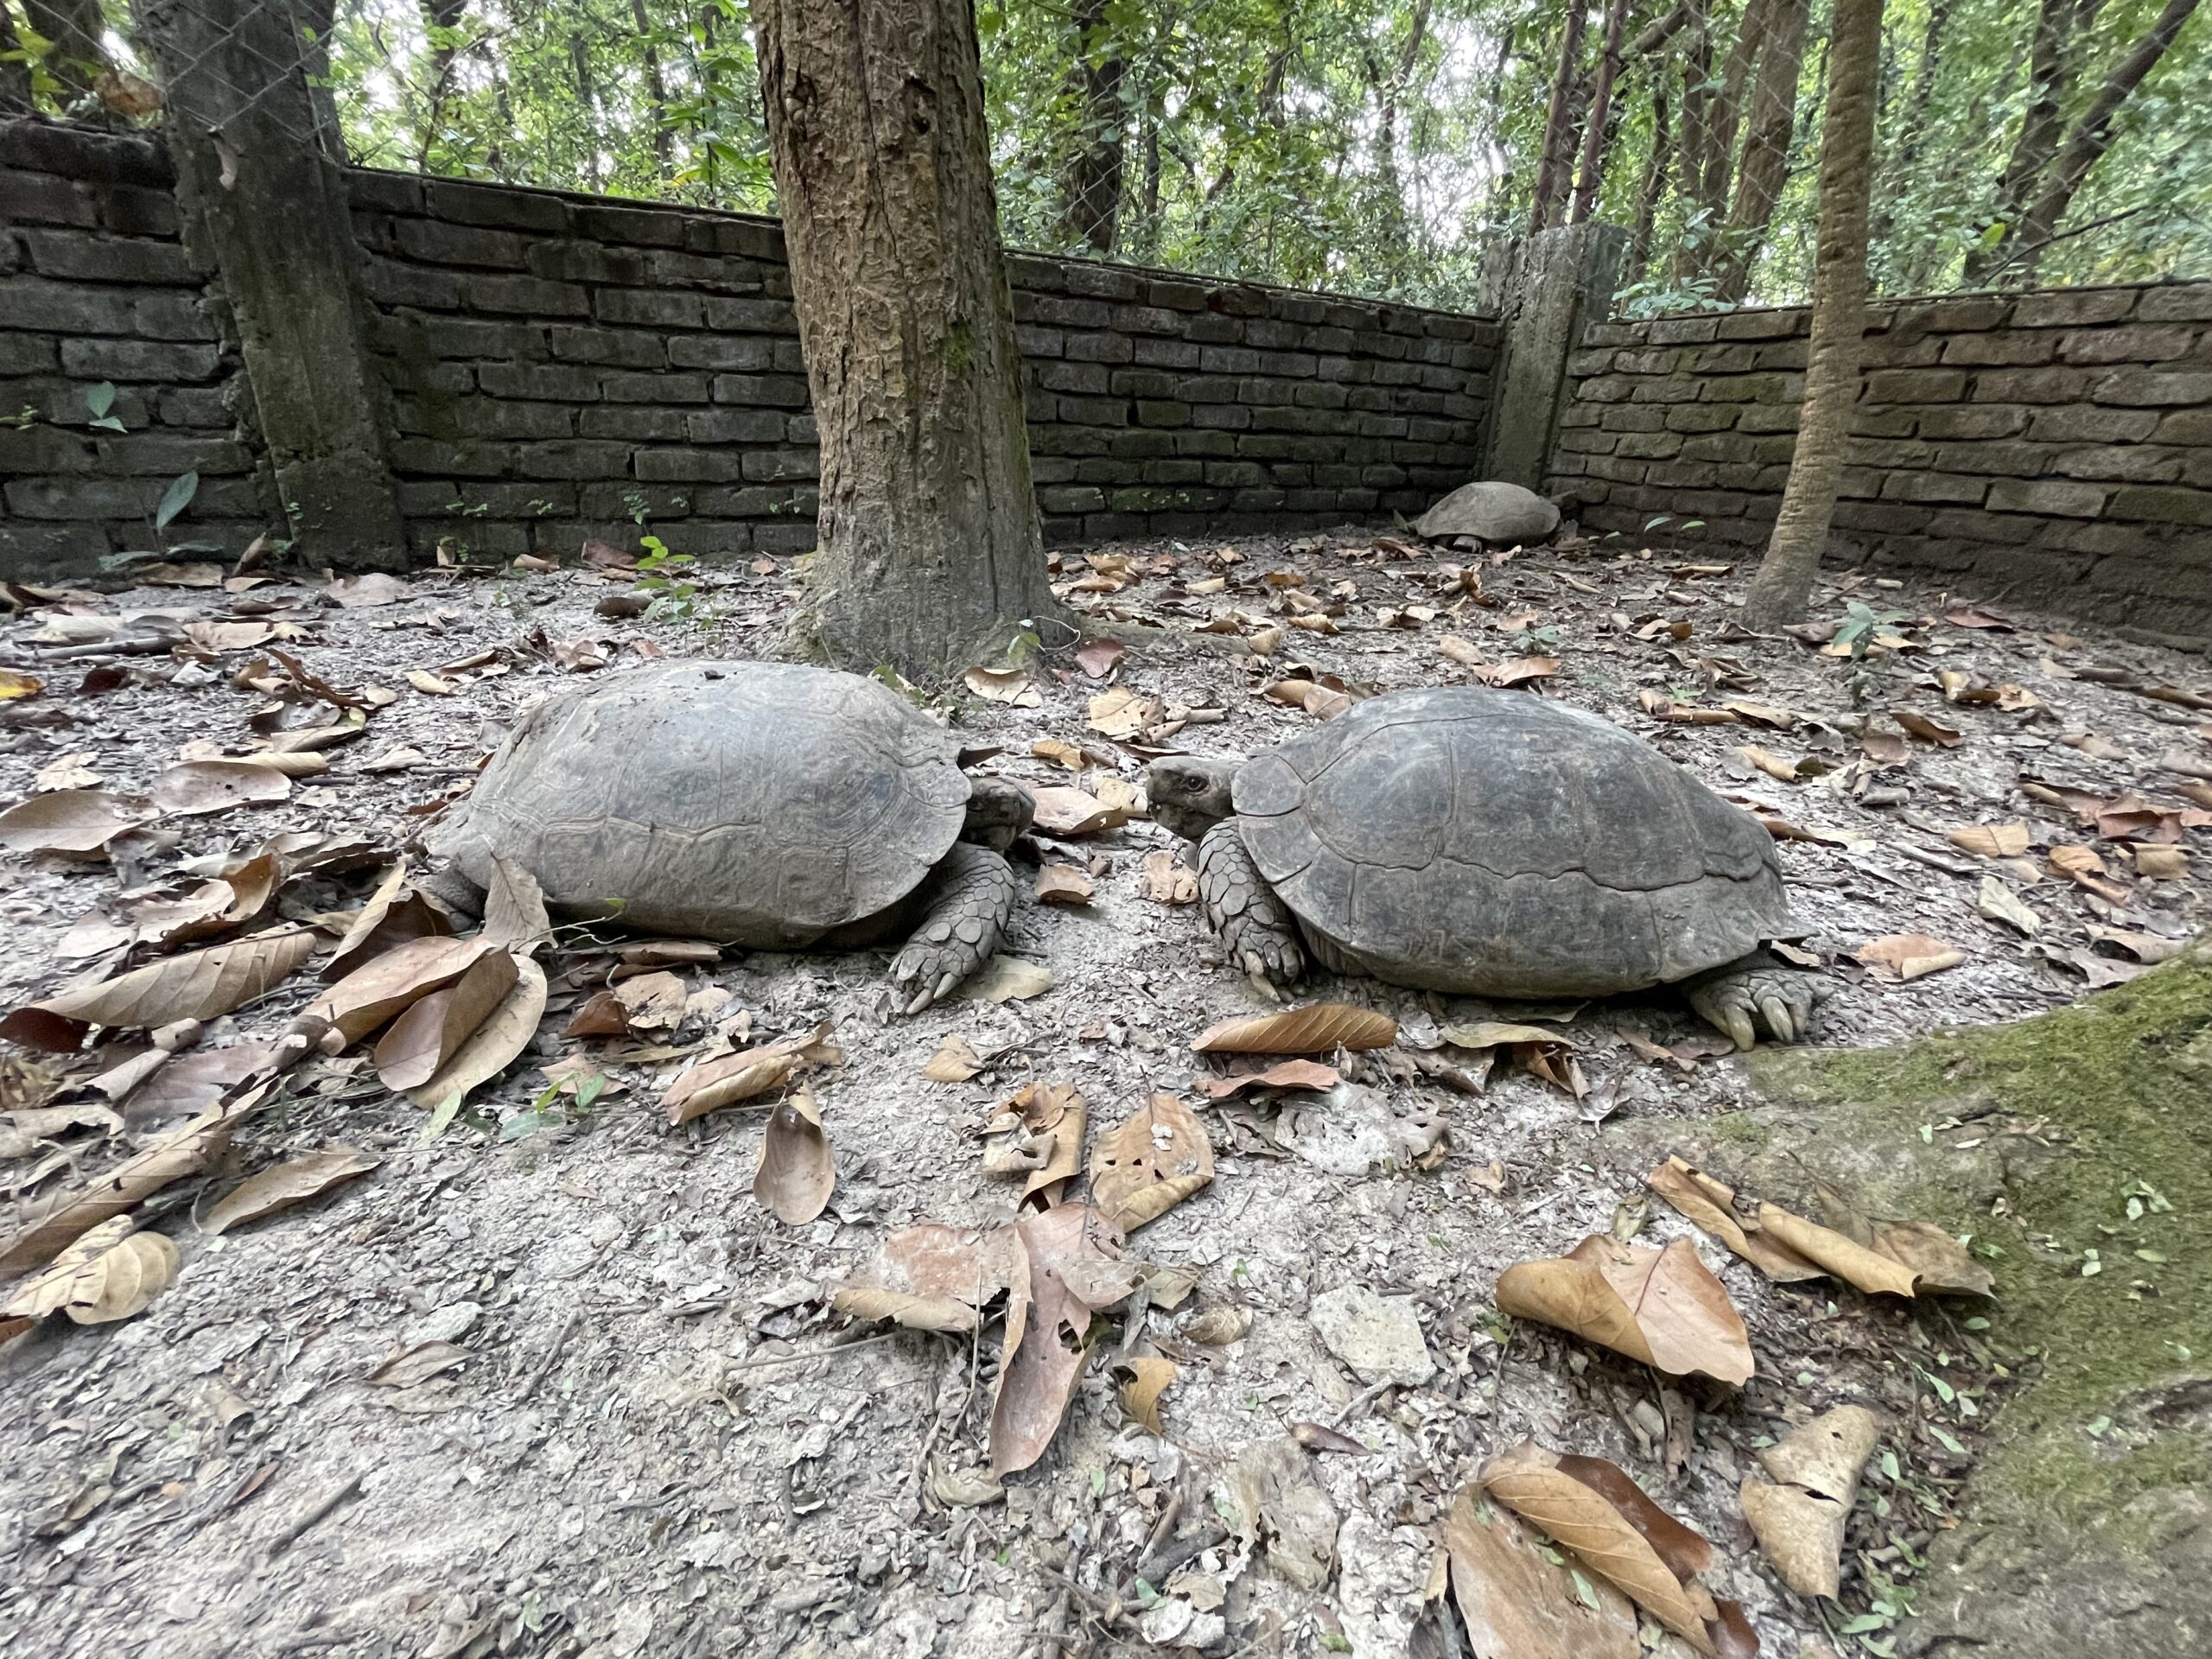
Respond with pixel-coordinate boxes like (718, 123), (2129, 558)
(85, 382), (126, 434)
(1831, 599), (1907, 660)
(623, 489), (652, 526)
(637, 533), (699, 620)
(1510, 622), (1562, 654)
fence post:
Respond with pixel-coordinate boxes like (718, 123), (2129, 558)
(135, 0), (408, 570)
(1479, 222), (1626, 491)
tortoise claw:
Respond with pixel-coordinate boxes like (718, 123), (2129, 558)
(889, 843), (1017, 1017)
(1685, 957), (1827, 1049)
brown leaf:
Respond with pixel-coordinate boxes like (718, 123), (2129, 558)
(1090, 1093), (1214, 1231)
(663, 1024), (839, 1125)
(1120, 1357), (1177, 1434)
(1734, 744), (1802, 785)
(1472, 656), (1559, 687)
(1495, 1236), (1754, 1384)
(965, 955), (1054, 1003)
(373, 949), (521, 1091)
(1444, 1490), (1639, 1659)
(1075, 639), (1127, 677)
(1645, 1159), (1825, 1282)
(1197, 1058), (1339, 1098)
(0, 790), (160, 855)
(304, 935), (500, 1045)
(832, 1223), (1025, 1332)
(1740, 1406), (1881, 1598)
(1892, 709), (1962, 747)
(1030, 785), (1127, 837)
(1224, 1435), (1341, 1591)
(319, 865), (454, 982)
(202, 1146), (381, 1236)
(1478, 1444), (1741, 1654)
(1139, 849), (1198, 905)
(612, 969), (687, 1031)
(1942, 606), (2012, 630)
(922, 1034), (983, 1082)
(562, 988), (630, 1038)
(1035, 863), (1095, 906)
(989, 1205), (1129, 1476)
(1192, 1002), (1397, 1054)
(965, 665), (1040, 707)
(403, 955), (547, 1109)
(1853, 933), (1967, 982)
(366, 1340), (471, 1387)
(755, 1088), (835, 1225)
(480, 855), (552, 951)
(149, 761), (290, 817)
(2133, 844), (2190, 880)
(1752, 1204), (1920, 1297)
(1, 1217), (178, 1325)
(1007, 1081), (1086, 1210)
(1947, 822), (2030, 859)
(116, 1041), (280, 1125)
(1290, 1421), (1373, 1455)
(328, 573), (410, 608)
(1031, 739), (1086, 771)
(1813, 1184), (1996, 1296)
(3, 929), (316, 1052)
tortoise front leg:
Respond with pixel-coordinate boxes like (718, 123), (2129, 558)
(1196, 821), (1306, 997)
(889, 842), (1019, 1014)
(1682, 952), (1831, 1048)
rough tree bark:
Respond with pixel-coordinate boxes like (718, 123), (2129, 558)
(1713, 0), (1809, 302)
(753, 0), (1058, 680)
(1529, 3), (1589, 232)
(1961, 0), (2100, 283)
(1626, 81), (1674, 279)
(1742, 0), (1884, 629)
(1568, 0), (1635, 224)
(1056, 0), (1128, 254)
(136, 0), (410, 572)
(627, 0), (675, 179)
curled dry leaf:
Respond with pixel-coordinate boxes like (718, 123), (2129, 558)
(833, 1223), (1025, 1332)
(1183, 1302), (1253, 1345)
(1, 1217), (179, 1325)
(755, 1088), (836, 1225)
(149, 761), (290, 817)
(664, 1023), (840, 1125)
(964, 665), (1040, 706)
(373, 949), (522, 1091)
(965, 955), (1054, 1004)
(1, 929), (317, 1052)
(1948, 822), (2031, 859)
(1444, 1020), (1586, 1097)
(1120, 1357), (1178, 1434)
(1478, 1443), (1756, 1657)
(1739, 1405), (1881, 1599)
(1444, 1489), (1638, 1659)
(1005, 1080), (1085, 1210)
(562, 989), (629, 1038)
(320, 865), (454, 982)
(1192, 1001), (1397, 1054)
(1496, 1234), (1754, 1384)
(612, 969), (687, 1031)
(1198, 1058), (1339, 1099)
(202, 1145), (381, 1236)
(989, 1204), (1136, 1476)
(1645, 1158), (1826, 1283)
(1853, 932), (1967, 982)
(1035, 863), (1095, 906)
(403, 955), (547, 1109)
(1087, 686), (1158, 737)
(1029, 785), (1126, 838)
(1978, 876), (2041, 936)
(367, 1340), (471, 1388)
(1140, 849), (1198, 905)
(922, 1034), (982, 1082)
(1223, 1435), (1340, 1592)
(1090, 1092), (1214, 1231)
(0, 789), (160, 856)
(303, 935), (499, 1045)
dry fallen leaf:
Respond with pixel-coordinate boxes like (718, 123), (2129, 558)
(989, 1204), (1135, 1476)
(320, 866), (454, 982)
(1003, 1080), (1085, 1210)
(1, 1217), (179, 1325)
(1478, 1443), (1756, 1656)
(373, 949), (522, 1091)
(1472, 656), (1560, 688)
(1140, 849), (1198, 905)
(34, 750), (102, 791)
(1445, 1489), (1638, 1659)
(1947, 822), (2030, 859)
(406, 669), (455, 696)
(1197, 1058), (1339, 1098)
(1035, 863), (1095, 906)
(0, 789), (160, 856)
(1223, 1434), (1341, 1592)
(1192, 1002), (1397, 1054)
(1644, 1159), (1826, 1283)
(2133, 843), (2189, 880)
(832, 1223), (1025, 1332)
(367, 1340), (471, 1387)
(1495, 1235), (1754, 1384)
(202, 1145), (381, 1236)
(149, 760), (291, 817)
(1853, 932), (1967, 982)
(755, 1088), (836, 1225)
(1120, 1357), (1178, 1434)
(1087, 686), (1159, 737)
(964, 665), (1040, 707)
(1029, 785), (1128, 837)
(1739, 1405), (1881, 1598)
(1, 929), (317, 1052)
(403, 955), (548, 1109)
(304, 935), (499, 1045)
(663, 1023), (840, 1125)
(1090, 1093), (1214, 1231)
(328, 573), (410, 608)
(922, 1034), (983, 1082)
(965, 955), (1054, 1004)
(1978, 876), (2042, 936)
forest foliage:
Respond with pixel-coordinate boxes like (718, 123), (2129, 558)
(5, 0), (2208, 312)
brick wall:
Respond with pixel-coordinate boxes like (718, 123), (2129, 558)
(1547, 289), (2212, 639)
(0, 122), (264, 576)
(1, 118), (1500, 576)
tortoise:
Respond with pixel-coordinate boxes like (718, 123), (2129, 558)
(1147, 685), (1825, 1047)
(1414, 480), (1560, 546)
(427, 660), (1034, 1012)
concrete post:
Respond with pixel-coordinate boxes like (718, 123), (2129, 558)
(1478, 222), (1627, 490)
(136, 0), (408, 570)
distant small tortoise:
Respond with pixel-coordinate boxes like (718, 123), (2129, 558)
(1147, 685), (1826, 1047)
(428, 660), (1033, 1012)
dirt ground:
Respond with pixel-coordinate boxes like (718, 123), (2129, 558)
(1, 523), (2207, 1659)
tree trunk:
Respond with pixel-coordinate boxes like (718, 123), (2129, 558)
(1569, 0), (1636, 224)
(1056, 0), (1128, 255)
(1743, 0), (1883, 629)
(415, 0), (470, 171)
(22, 0), (109, 102)
(1529, 4), (1589, 232)
(1627, 81), (1675, 280)
(2005, 0), (2200, 284)
(1960, 0), (2098, 283)
(1872, 0), (1950, 253)
(1699, 0), (1773, 222)
(1672, 0), (1712, 280)
(628, 0), (675, 179)
(753, 0), (1057, 680)
(1713, 0), (1809, 303)
(1, 3), (35, 115)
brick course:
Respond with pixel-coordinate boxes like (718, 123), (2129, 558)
(1548, 287), (2212, 638)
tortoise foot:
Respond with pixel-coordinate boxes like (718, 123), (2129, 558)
(1683, 955), (1830, 1049)
(1195, 822), (1306, 996)
(889, 842), (1018, 1014)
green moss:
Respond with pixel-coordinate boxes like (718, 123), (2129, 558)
(1741, 947), (2212, 1541)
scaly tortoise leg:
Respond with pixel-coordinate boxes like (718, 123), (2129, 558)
(889, 842), (1019, 1014)
(1195, 821), (1306, 997)
(1682, 952), (1832, 1049)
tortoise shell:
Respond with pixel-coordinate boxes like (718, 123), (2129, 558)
(1233, 686), (1790, 997)
(435, 660), (969, 945)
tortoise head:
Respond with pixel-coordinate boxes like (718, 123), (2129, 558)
(961, 778), (1034, 852)
(1146, 756), (1238, 841)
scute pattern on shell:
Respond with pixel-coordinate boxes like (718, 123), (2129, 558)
(1233, 686), (1791, 997)
(438, 661), (970, 944)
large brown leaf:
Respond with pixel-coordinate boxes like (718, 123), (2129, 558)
(202, 1145), (382, 1236)
(403, 955), (547, 1108)
(1, 1217), (178, 1325)
(1089, 1092), (1214, 1231)
(1739, 1405), (1881, 1598)
(663, 1023), (840, 1125)
(148, 760), (290, 816)
(303, 935), (500, 1045)
(831, 1223), (1025, 1332)
(319, 864), (453, 982)
(1815, 1183), (1997, 1297)
(1444, 1490), (1637, 1659)
(1496, 1236), (1753, 1384)
(0, 789), (159, 855)
(372, 949), (521, 1090)
(754, 1088), (835, 1224)
(1645, 1158), (1824, 1282)
(1191, 1001), (1397, 1054)
(1, 929), (316, 1052)
(1007, 1081), (1085, 1211)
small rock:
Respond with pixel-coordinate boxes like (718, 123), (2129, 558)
(411, 1301), (481, 1344)
(1308, 1284), (1434, 1386)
